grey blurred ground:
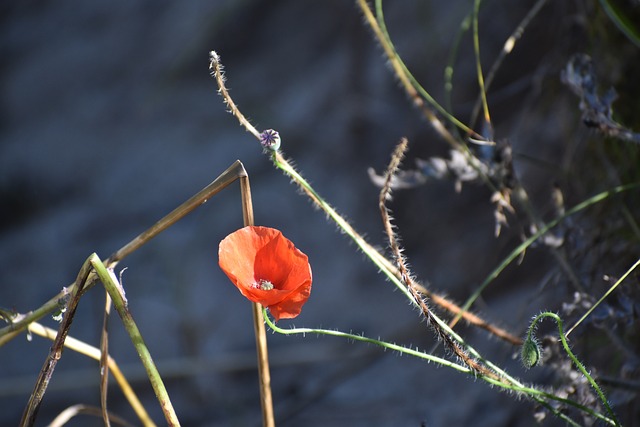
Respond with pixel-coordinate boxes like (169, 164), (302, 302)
(1, 1), (636, 426)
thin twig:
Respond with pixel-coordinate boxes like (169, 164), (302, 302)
(377, 139), (501, 381)
(566, 257), (640, 337)
(209, 51), (260, 139)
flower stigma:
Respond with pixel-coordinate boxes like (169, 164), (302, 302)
(259, 129), (281, 151)
(254, 279), (274, 291)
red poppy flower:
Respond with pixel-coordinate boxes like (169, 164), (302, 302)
(218, 226), (312, 321)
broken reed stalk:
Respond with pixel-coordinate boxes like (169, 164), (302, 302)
(239, 169), (275, 427)
(0, 161), (246, 346)
(22, 254), (181, 427)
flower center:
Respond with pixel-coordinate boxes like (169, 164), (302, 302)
(254, 279), (274, 291)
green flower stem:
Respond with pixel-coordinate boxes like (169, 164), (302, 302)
(264, 309), (616, 426)
(262, 308), (470, 374)
(90, 254), (180, 426)
(272, 151), (414, 306)
(469, 0), (549, 127)
(527, 312), (619, 426)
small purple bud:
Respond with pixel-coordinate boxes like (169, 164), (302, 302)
(260, 129), (281, 151)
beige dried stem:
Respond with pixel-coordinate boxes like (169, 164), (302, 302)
(238, 168), (275, 427)
(378, 138), (502, 381)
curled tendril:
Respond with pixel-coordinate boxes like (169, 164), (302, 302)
(522, 311), (619, 425)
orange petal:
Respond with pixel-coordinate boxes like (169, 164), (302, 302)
(219, 226), (312, 319)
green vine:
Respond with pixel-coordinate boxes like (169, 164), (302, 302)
(522, 312), (620, 426)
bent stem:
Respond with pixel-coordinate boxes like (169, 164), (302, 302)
(364, 0), (480, 142)
(21, 253), (179, 426)
(263, 308), (471, 374)
(0, 160), (247, 346)
(526, 312), (620, 426)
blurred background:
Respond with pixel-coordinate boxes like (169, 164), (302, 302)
(1, 1), (639, 426)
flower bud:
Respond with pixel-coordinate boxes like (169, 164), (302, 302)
(521, 336), (541, 369)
